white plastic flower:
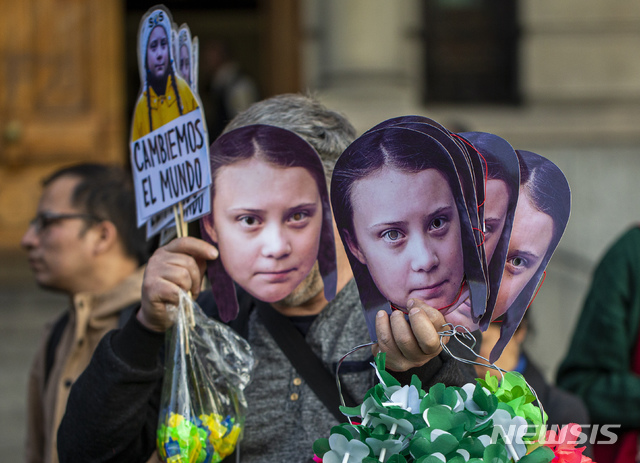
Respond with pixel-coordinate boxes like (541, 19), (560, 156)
(487, 408), (528, 459)
(360, 396), (389, 427)
(323, 434), (370, 463)
(387, 385), (421, 414)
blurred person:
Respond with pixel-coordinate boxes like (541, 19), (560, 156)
(204, 39), (259, 138)
(558, 226), (640, 462)
(21, 164), (148, 463)
(476, 310), (590, 433)
(58, 95), (470, 463)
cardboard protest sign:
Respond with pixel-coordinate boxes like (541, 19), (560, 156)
(146, 186), (211, 239)
(130, 6), (211, 228)
(147, 22), (210, 237)
(331, 124), (485, 341)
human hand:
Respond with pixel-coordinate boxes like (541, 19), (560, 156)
(373, 298), (448, 372)
(137, 237), (218, 332)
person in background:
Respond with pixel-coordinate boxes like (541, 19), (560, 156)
(558, 226), (640, 462)
(21, 164), (148, 463)
(203, 39), (259, 138)
(58, 94), (469, 463)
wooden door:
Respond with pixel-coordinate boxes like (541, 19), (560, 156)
(0, 0), (126, 249)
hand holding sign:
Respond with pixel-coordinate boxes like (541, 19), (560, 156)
(137, 236), (218, 332)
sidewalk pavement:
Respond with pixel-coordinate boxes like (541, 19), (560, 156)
(0, 251), (66, 460)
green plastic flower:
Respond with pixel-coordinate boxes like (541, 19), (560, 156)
(313, 354), (556, 463)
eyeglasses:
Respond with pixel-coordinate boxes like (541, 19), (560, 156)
(28, 212), (102, 233)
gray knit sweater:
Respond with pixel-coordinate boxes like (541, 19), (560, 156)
(58, 279), (469, 463)
(240, 279), (375, 462)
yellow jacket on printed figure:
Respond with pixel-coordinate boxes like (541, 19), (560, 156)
(132, 74), (199, 141)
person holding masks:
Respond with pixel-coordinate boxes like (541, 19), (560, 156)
(22, 164), (148, 463)
(58, 95), (464, 463)
(558, 226), (640, 463)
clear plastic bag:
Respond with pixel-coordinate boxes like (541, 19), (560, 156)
(157, 290), (255, 463)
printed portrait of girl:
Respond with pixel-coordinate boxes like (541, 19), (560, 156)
(200, 124), (337, 322)
(455, 132), (520, 330)
(175, 26), (194, 88)
(132, 7), (199, 141)
(331, 125), (485, 339)
(488, 149), (571, 361)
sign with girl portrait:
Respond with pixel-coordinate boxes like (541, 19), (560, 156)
(129, 5), (211, 231)
(174, 25), (199, 91)
(146, 21), (211, 240)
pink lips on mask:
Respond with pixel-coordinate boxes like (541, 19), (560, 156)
(409, 280), (448, 302)
(255, 268), (297, 283)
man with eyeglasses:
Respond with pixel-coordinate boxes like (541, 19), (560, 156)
(21, 163), (149, 463)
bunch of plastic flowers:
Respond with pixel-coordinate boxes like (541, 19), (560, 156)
(313, 354), (592, 463)
(157, 411), (242, 463)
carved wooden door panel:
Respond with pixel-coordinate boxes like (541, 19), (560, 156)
(0, 0), (126, 248)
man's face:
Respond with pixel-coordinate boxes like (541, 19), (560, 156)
(20, 176), (97, 294)
(147, 26), (169, 80)
(210, 158), (324, 303)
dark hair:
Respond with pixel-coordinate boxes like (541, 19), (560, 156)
(223, 94), (356, 183)
(459, 132), (519, 200)
(331, 125), (486, 318)
(44, 163), (148, 266)
(364, 117), (484, 239)
(517, 150), (571, 250)
(332, 128), (459, 239)
(200, 124), (337, 321)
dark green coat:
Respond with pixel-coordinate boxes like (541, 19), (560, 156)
(557, 227), (640, 427)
